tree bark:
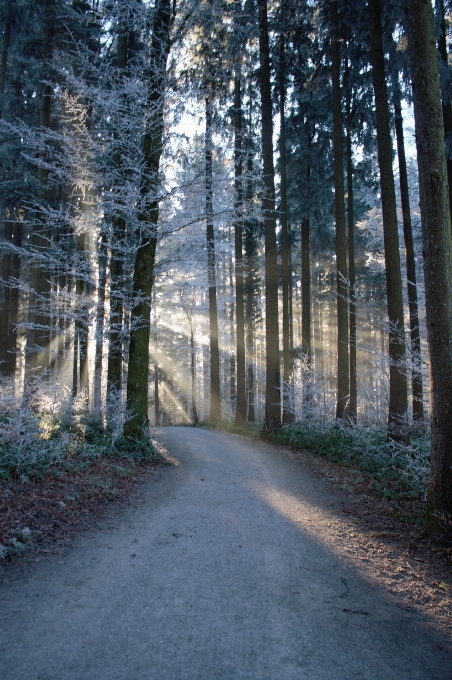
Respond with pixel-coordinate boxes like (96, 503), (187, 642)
(368, 0), (408, 442)
(205, 94), (221, 423)
(93, 227), (108, 416)
(301, 217), (311, 412)
(436, 0), (452, 230)
(244, 155), (256, 423)
(345, 58), (357, 423)
(406, 0), (452, 533)
(123, 0), (173, 439)
(154, 329), (160, 426)
(258, 0), (281, 433)
(0, 216), (21, 376)
(234, 75), (246, 425)
(393, 92), (424, 423)
(190, 326), (198, 423)
(107, 16), (130, 396)
(331, 0), (350, 422)
(26, 0), (55, 377)
(0, 0), (14, 115)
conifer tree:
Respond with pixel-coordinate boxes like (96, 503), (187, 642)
(331, 0), (349, 422)
(124, 0), (174, 439)
(257, 0), (281, 433)
(406, 0), (452, 533)
(368, 0), (408, 443)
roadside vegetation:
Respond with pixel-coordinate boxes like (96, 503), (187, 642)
(0, 382), (164, 565)
(206, 418), (431, 523)
(269, 421), (430, 503)
(0, 383), (158, 481)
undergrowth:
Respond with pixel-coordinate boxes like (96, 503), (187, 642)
(0, 406), (158, 482)
(205, 417), (430, 503)
(270, 420), (430, 501)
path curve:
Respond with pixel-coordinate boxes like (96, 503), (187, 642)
(0, 427), (449, 679)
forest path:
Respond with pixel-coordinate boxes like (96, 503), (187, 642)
(0, 426), (450, 680)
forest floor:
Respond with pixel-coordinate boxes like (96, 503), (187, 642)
(0, 443), (171, 576)
(0, 427), (451, 678)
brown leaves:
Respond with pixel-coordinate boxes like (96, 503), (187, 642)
(0, 457), (162, 569)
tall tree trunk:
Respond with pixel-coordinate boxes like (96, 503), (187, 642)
(71, 229), (90, 401)
(57, 266), (71, 375)
(78, 228), (90, 397)
(123, 0), (173, 439)
(72, 328), (79, 399)
(244, 155), (256, 424)
(279, 36), (293, 424)
(0, 225), (10, 374)
(154, 362), (160, 425)
(407, 0), (452, 534)
(368, 0), (408, 443)
(301, 217), (312, 412)
(93, 228), (108, 416)
(190, 325), (198, 424)
(234, 75), (246, 425)
(258, 0), (281, 433)
(205, 94), (221, 423)
(0, 0), (13, 113)
(436, 0), (452, 229)
(0, 0), (15, 373)
(318, 270), (325, 403)
(107, 218), (125, 393)
(108, 14), (131, 397)
(229, 254), (236, 410)
(26, 0), (55, 377)
(393, 92), (424, 423)
(345, 59), (357, 423)
(154, 340), (160, 427)
(331, 0), (350, 422)
(6, 221), (21, 377)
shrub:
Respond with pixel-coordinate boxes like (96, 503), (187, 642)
(270, 419), (430, 500)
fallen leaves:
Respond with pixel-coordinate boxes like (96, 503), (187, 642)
(0, 456), (164, 573)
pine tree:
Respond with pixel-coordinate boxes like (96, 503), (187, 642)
(234, 73), (246, 425)
(368, 0), (408, 443)
(257, 0), (281, 433)
(331, 0), (349, 422)
(406, 0), (452, 533)
(124, 0), (174, 439)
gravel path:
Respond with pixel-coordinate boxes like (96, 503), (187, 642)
(0, 426), (450, 679)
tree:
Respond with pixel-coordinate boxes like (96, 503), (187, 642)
(392, 81), (424, 423)
(234, 73), (246, 425)
(279, 33), (293, 424)
(331, 0), (349, 422)
(205, 90), (221, 422)
(257, 0), (281, 433)
(344, 55), (357, 423)
(436, 0), (452, 229)
(123, 0), (174, 440)
(406, 0), (452, 533)
(368, 0), (408, 443)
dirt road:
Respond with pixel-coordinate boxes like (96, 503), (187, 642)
(0, 427), (450, 679)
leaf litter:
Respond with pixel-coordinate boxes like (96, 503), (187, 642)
(0, 454), (167, 579)
(277, 442), (452, 644)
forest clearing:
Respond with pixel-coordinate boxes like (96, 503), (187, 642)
(1, 0), (452, 668)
